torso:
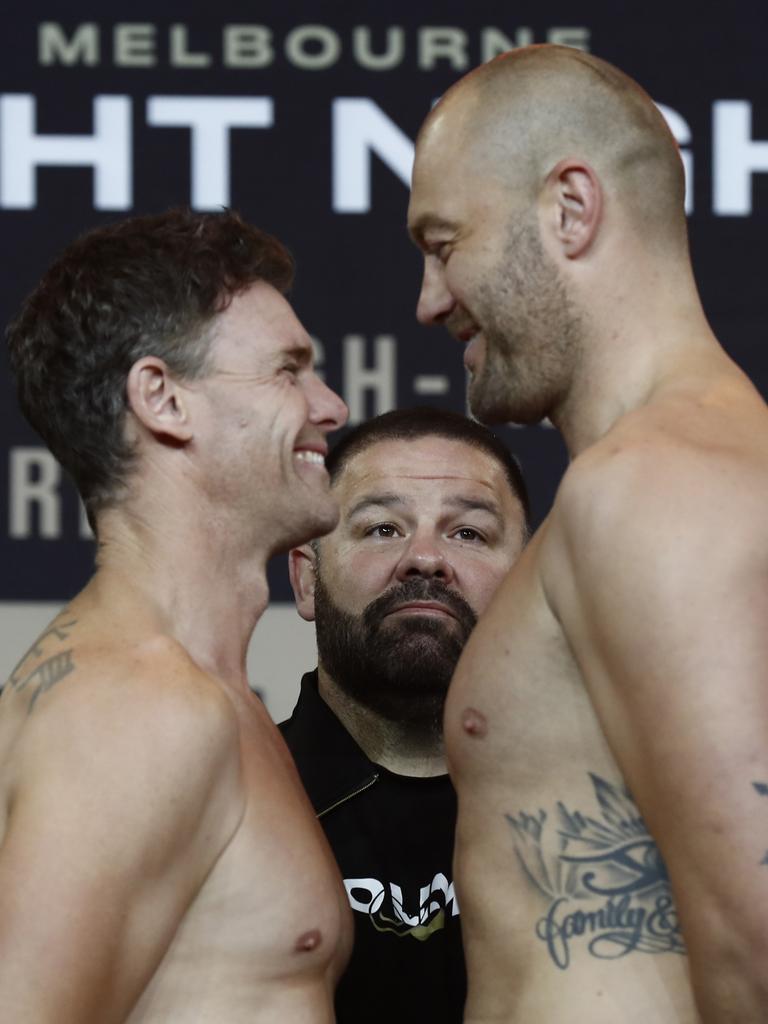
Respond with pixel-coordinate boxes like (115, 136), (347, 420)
(127, 692), (353, 1023)
(445, 373), (768, 1023)
(0, 604), (352, 1023)
(445, 529), (697, 1022)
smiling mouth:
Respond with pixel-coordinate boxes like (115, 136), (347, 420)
(294, 450), (326, 466)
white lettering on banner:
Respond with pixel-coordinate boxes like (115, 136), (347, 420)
(114, 23), (156, 67)
(224, 25), (273, 68)
(309, 338), (326, 382)
(713, 100), (768, 215)
(413, 375), (449, 396)
(481, 26), (589, 59)
(6, 448), (98, 541)
(9, 449), (62, 539)
(146, 96), (273, 209)
(0, 92), (763, 216)
(353, 26), (405, 71)
(0, 94), (131, 210)
(548, 27), (591, 49)
(332, 98), (413, 213)
(656, 103), (694, 214)
(343, 335), (397, 424)
(285, 25), (341, 70)
(37, 22), (592, 70)
(39, 22), (99, 65)
(418, 27), (469, 71)
(481, 26), (533, 58)
(170, 25), (212, 69)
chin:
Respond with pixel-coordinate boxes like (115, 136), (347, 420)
(295, 502), (341, 548)
(468, 387), (514, 426)
(469, 376), (550, 427)
(265, 499), (338, 556)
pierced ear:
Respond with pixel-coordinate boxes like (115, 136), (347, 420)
(544, 160), (602, 259)
(289, 544), (317, 622)
(126, 357), (193, 443)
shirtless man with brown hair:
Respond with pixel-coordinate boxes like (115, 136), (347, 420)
(1, 208), (351, 1022)
(408, 45), (768, 1022)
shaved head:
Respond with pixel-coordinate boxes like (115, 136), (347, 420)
(408, 45), (693, 431)
(417, 45), (686, 247)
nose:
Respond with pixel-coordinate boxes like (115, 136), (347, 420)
(394, 531), (454, 584)
(307, 373), (348, 433)
(416, 256), (455, 326)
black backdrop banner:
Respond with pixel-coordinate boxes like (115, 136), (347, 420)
(1, 2), (766, 601)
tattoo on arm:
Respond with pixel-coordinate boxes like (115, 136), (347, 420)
(506, 773), (685, 969)
(5, 612), (78, 714)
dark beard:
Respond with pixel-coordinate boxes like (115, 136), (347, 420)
(313, 574), (477, 734)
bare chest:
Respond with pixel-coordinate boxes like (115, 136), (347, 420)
(442, 534), (696, 1019)
(445, 533), (610, 791)
(131, 706), (352, 1021)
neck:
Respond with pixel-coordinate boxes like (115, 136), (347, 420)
(317, 666), (447, 777)
(552, 259), (727, 456)
(91, 503), (272, 691)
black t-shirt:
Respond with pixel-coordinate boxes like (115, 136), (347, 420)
(325, 766), (464, 1023)
(280, 673), (466, 1024)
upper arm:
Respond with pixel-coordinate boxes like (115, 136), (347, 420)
(545, 450), (768, 949)
(0, 672), (243, 1023)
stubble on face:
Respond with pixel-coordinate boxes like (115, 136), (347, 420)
(313, 571), (477, 737)
(466, 216), (584, 427)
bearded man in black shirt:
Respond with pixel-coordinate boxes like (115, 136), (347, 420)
(281, 407), (530, 1023)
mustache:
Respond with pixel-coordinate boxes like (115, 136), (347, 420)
(363, 578), (477, 631)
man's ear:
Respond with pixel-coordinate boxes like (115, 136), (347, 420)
(289, 544), (317, 622)
(125, 357), (193, 443)
(542, 159), (602, 259)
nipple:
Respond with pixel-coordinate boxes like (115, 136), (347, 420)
(295, 928), (323, 953)
(462, 707), (488, 738)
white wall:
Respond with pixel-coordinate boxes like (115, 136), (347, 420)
(0, 601), (316, 724)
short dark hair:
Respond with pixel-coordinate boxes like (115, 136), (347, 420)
(325, 407), (531, 530)
(6, 207), (294, 525)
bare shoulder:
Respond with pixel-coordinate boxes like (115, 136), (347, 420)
(6, 627), (243, 841)
(535, 387), (768, 764)
(553, 393), (768, 557)
(17, 623), (231, 724)
(0, 629), (247, 1022)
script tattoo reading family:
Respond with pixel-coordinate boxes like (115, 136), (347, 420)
(507, 774), (686, 969)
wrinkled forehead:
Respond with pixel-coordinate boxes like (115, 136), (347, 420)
(334, 437), (512, 505)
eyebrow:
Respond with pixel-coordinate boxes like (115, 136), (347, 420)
(277, 341), (314, 369)
(285, 342), (313, 362)
(445, 496), (504, 523)
(407, 214), (460, 246)
(346, 493), (405, 519)
(346, 492), (505, 527)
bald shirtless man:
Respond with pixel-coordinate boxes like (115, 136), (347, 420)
(1, 208), (351, 1022)
(408, 45), (768, 1023)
